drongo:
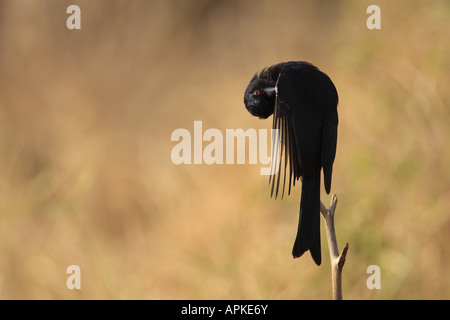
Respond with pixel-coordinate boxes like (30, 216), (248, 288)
(243, 61), (338, 265)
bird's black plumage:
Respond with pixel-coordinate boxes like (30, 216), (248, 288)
(243, 61), (338, 265)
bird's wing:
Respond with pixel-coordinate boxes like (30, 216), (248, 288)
(269, 91), (299, 199)
(269, 69), (307, 199)
(270, 64), (338, 198)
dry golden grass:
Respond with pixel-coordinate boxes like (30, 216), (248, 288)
(0, 0), (449, 299)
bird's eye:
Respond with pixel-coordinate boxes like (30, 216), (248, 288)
(253, 90), (260, 95)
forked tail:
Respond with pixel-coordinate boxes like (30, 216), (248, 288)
(292, 171), (321, 265)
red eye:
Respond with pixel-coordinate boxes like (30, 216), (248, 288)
(253, 90), (260, 95)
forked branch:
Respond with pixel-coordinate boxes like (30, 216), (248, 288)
(320, 194), (348, 300)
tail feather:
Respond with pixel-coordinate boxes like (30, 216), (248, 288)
(292, 171), (321, 265)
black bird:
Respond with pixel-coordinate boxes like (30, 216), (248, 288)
(243, 61), (338, 265)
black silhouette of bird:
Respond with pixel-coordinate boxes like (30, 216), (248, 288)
(243, 61), (338, 265)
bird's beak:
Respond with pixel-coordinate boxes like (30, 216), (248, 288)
(263, 87), (276, 95)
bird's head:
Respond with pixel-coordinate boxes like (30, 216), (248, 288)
(244, 75), (276, 119)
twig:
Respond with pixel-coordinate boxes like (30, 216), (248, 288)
(320, 194), (348, 300)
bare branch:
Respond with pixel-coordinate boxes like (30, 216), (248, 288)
(320, 194), (348, 300)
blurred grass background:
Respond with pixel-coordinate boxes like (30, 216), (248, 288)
(0, 0), (449, 299)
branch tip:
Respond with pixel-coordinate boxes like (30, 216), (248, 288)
(338, 243), (349, 269)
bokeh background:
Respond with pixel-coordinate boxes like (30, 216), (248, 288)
(0, 0), (449, 299)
